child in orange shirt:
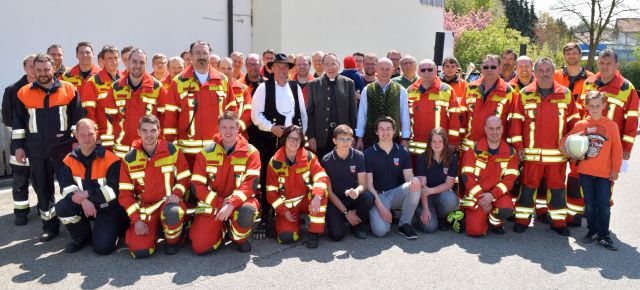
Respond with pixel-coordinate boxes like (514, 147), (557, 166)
(561, 91), (622, 251)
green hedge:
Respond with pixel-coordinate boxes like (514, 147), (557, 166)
(620, 61), (640, 89)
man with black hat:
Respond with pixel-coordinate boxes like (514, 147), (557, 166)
(250, 53), (307, 239)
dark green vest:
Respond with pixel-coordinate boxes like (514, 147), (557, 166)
(364, 82), (402, 144)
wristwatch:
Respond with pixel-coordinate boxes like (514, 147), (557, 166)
(343, 210), (349, 216)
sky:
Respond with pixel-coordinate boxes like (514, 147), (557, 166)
(531, 0), (640, 26)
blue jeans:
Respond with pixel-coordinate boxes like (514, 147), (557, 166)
(579, 174), (612, 238)
(414, 190), (459, 233)
(369, 182), (421, 237)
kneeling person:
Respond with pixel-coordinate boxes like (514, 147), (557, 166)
(190, 111), (261, 254)
(56, 119), (129, 254)
(322, 125), (375, 241)
(118, 115), (191, 258)
(266, 125), (329, 249)
(460, 116), (519, 236)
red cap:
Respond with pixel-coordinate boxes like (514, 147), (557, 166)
(343, 55), (357, 69)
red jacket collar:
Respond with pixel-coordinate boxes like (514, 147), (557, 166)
(97, 68), (120, 82)
(410, 77), (441, 94)
(212, 134), (249, 153)
(68, 64), (101, 77)
(132, 139), (170, 156)
(475, 138), (511, 155)
(588, 71), (625, 94)
(117, 71), (155, 92)
(471, 77), (507, 97)
(522, 80), (566, 97)
(272, 147), (310, 166)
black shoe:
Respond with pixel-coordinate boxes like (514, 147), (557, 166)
(552, 226), (570, 236)
(236, 241), (252, 253)
(491, 226), (506, 235)
(307, 233), (319, 249)
(506, 215), (515, 222)
(39, 231), (59, 242)
(164, 243), (179, 255)
(582, 231), (599, 244)
(513, 223), (528, 233)
(64, 240), (90, 253)
(536, 214), (551, 225)
(14, 215), (28, 226)
(437, 218), (449, 231)
(350, 226), (367, 239)
(598, 237), (618, 251)
(398, 224), (418, 240)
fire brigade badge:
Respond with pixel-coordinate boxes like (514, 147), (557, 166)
(350, 165), (356, 173)
(393, 158), (400, 166)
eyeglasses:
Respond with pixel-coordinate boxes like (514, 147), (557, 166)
(286, 136), (301, 142)
(335, 137), (353, 143)
(482, 65), (498, 70)
(420, 68), (435, 73)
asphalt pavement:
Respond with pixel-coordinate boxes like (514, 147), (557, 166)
(1, 148), (639, 289)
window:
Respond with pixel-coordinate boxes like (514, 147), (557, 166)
(419, 0), (445, 7)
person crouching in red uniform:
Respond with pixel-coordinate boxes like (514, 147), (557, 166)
(119, 115), (191, 258)
(460, 116), (519, 236)
(266, 125), (329, 248)
(189, 111), (261, 254)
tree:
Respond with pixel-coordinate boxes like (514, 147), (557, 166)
(454, 17), (530, 66)
(444, 9), (494, 41)
(534, 12), (573, 54)
(502, 0), (538, 40)
(554, 0), (639, 71)
(446, 0), (495, 15)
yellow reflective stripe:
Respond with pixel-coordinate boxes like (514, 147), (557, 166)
(104, 108), (118, 114)
(163, 128), (177, 135)
(82, 101), (96, 107)
(191, 174), (208, 184)
(176, 170), (191, 180)
(608, 97), (624, 107)
(509, 136), (523, 143)
(272, 197), (284, 209)
(461, 166), (474, 174)
(205, 191), (217, 205)
(181, 147), (203, 154)
(625, 110), (639, 117)
(177, 139), (215, 147)
(130, 171), (145, 180)
(60, 215), (82, 224)
(13, 200), (30, 209)
(120, 183), (134, 191)
(448, 129), (460, 137)
(100, 134), (114, 141)
(510, 113), (525, 120)
(312, 171), (328, 182)
(314, 182), (328, 190)
(100, 185), (117, 202)
(265, 185), (279, 191)
(126, 203), (140, 215)
(488, 213), (502, 225)
(309, 216), (325, 224)
(540, 156), (567, 163)
(495, 183), (507, 194)
(174, 184), (187, 195)
(161, 165), (176, 173)
(469, 185), (482, 196)
(245, 169), (260, 176)
(233, 165), (246, 172)
(623, 135), (635, 143)
(164, 104), (180, 112)
(231, 190), (248, 202)
(504, 169), (520, 176)
(231, 225), (251, 240)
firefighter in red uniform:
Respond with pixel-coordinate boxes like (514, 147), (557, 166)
(62, 42), (100, 111)
(440, 57), (467, 102)
(56, 119), (129, 254)
(189, 112), (261, 254)
(461, 116), (519, 236)
(266, 125), (329, 249)
(553, 43), (595, 226)
(119, 115), (191, 258)
(407, 59), (460, 155)
(510, 58), (580, 236)
(98, 48), (167, 157)
(12, 54), (84, 242)
(459, 55), (516, 151)
(162, 40), (234, 167)
(218, 57), (252, 136)
(81, 45), (121, 123)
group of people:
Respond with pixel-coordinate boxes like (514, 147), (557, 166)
(2, 39), (636, 257)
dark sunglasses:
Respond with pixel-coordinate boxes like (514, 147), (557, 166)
(482, 65), (498, 70)
(420, 68), (435, 73)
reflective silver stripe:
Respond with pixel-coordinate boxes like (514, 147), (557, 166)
(13, 200), (29, 209)
(39, 208), (57, 220)
(62, 185), (81, 197)
(73, 177), (84, 190)
(11, 129), (26, 139)
(9, 155), (29, 166)
(59, 105), (68, 131)
(28, 108), (37, 133)
(100, 186), (117, 202)
(60, 215), (82, 224)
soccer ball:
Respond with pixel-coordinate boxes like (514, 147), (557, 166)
(565, 134), (589, 160)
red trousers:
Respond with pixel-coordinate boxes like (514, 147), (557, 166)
(515, 162), (568, 227)
(275, 194), (328, 243)
(465, 194), (513, 237)
(189, 197), (259, 254)
(125, 201), (186, 258)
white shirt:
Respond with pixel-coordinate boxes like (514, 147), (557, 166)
(251, 81), (308, 133)
(355, 81), (411, 138)
(194, 71), (208, 84)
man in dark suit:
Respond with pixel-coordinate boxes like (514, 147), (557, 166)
(307, 53), (358, 158)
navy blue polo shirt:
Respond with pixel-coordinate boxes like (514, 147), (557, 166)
(415, 153), (458, 188)
(364, 143), (412, 192)
(321, 148), (365, 199)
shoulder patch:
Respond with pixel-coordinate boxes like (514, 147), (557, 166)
(153, 79), (161, 89)
(271, 160), (283, 170)
(167, 142), (177, 155)
(621, 79), (631, 91)
(124, 149), (137, 163)
(307, 150), (313, 162)
(204, 143), (217, 153)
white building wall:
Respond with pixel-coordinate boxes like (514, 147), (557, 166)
(0, 0), (253, 106)
(252, 0), (444, 66)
